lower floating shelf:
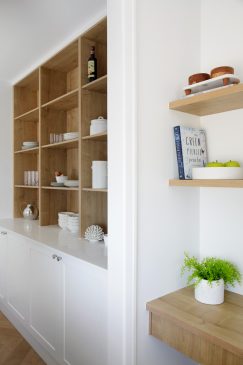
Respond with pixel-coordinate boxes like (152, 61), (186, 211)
(147, 286), (243, 365)
(169, 179), (243, 188)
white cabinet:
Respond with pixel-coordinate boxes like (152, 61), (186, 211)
(0, 230), (7, 301)
(63, 259), (107, 365)
(6, 233), (30, 323)
(29, 245), (63, 362)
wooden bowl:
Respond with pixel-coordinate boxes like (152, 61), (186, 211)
(188, 73), (210, 85)
(211, 66), (234, 78)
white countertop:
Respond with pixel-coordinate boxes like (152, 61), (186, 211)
(0, 219), (108, 270)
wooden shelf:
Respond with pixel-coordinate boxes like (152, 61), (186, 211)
(14, 107), (39, 122)
(169, 179), (243, 188)
(41, 89), (78, 111)
(42, 139), (79, 149)
(14, 147), (39, 154)
(41, 186), (79, 191)
(147, 287), (243, 365)
(82, 132), (107, 141)
(169, 84), (243, 116)
(82, 75), (107, 93)
(15, 185), (39, 189)
(82, 188), (107, 193)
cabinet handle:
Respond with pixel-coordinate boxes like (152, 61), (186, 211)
(56, 256), (62, 262)
(0, 231), (7, 235)
(52, 254), (57, 260)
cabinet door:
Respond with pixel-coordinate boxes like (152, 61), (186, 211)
(63, 259), (108, 365)
(0, 230), (7, 301)
(7, 233), (30, 322)
(29, 245), (63, 362)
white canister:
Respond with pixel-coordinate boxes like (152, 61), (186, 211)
(92, 161), (108, 189)
(90, 116), (107, 136)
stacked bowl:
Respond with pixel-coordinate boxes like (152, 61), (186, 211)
(58, 212), (73, 230)
(67, 214), (80, 233)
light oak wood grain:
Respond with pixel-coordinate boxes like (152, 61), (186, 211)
(169, 179), (243, 188)
(147, 286), (243, 365)
(169, 83), (243, 116)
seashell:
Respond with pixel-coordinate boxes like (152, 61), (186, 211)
(84, 225), (104, 242)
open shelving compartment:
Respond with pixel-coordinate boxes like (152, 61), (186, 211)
(13, 17), (107, 237)
(169, 83), (243, 188)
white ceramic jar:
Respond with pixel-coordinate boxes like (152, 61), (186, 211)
(90, 116), (107, 135)
(92, 161), (108, 189)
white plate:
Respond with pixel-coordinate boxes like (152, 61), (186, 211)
(192, 167), (243, 180)
(64, 180), (79, 187)
(23, 141), (38, 146)
(184, 74), (240, 95)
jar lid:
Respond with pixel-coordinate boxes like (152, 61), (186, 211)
(91, 116), (107, 123)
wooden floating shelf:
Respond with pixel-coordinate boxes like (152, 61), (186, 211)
(41, 89), (79, 111)
(147, 287), (243, 365)
(82, 188), (108, 193)
(82, 132), (107, 141)
(15, 185), (39, 189)
(42, 139), (79, 149)
(169, 179), (243, 188)
(14, 107), (39, 121)
(41, 186), (79, 191)
(82, 75), (107, 93)
(169, 83), (243, 116)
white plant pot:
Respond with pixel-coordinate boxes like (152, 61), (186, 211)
(195, 279), (224, 305)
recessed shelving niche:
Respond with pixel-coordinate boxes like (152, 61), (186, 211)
(13, 17), (107, 236)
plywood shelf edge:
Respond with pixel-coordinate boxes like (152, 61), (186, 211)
(169, 179), (243, 188)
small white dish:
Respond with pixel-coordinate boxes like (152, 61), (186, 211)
(64, 180), (79, 187)
(23, 141), (38, 146)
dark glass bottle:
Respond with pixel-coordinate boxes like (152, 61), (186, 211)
(88, 46), (97, 82)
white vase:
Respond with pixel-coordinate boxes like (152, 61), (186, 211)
(195, 279), (224, 305)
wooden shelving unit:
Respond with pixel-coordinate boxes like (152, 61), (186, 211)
(169, 83), (243, 116)
(13, 17), (107, 235)
(147, 287), (243, 365)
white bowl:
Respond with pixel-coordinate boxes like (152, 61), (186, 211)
(64, 180), (79, 187)
(192, 167), (243, 180)
(56, 175), (68, 183)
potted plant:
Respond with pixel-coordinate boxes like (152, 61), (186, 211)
(181, 253), (241, 305)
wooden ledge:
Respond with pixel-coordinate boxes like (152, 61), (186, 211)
(147, 287), (243, 365)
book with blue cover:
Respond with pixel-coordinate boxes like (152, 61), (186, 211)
(174, 126), (207, 179)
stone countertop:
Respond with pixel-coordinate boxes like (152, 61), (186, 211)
(0, 218), (107, 270)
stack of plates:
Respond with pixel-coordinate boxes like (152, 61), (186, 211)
(58, 212), (73, 230)
(64, 180), (79, 187)
(63, 132), (79, 141)
(67, 214), (80, 233)
(22, 141), (39, 150)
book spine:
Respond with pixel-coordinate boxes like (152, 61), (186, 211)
(174, 126), (185, 179)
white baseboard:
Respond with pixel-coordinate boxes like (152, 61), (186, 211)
(0, 302), (58, 365)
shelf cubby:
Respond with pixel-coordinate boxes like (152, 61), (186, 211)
(82, 75), (107, 93)
(14, 69), (39, 117)
(81, 190), (107, 236)
(14, 114), (39, 152)
(41, 40), (79, 105)
(81, 18), (107, 87)
(14, 153), (39, 186)
(14, 186), (39, 219)
(41, 148), (79, 187)
(40, 188), (79, 226)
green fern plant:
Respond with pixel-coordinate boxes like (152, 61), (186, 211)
(181, 253), (241, 287)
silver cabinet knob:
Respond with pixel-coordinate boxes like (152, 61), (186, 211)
(57, 256), (62, 262)
(0, 231), (7, 235)
(52, 254), (57, 260)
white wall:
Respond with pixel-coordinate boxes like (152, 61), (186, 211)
(0, 81), (12, 218)
(136, 1), (201, 364)
(200, 0), (243, 295)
